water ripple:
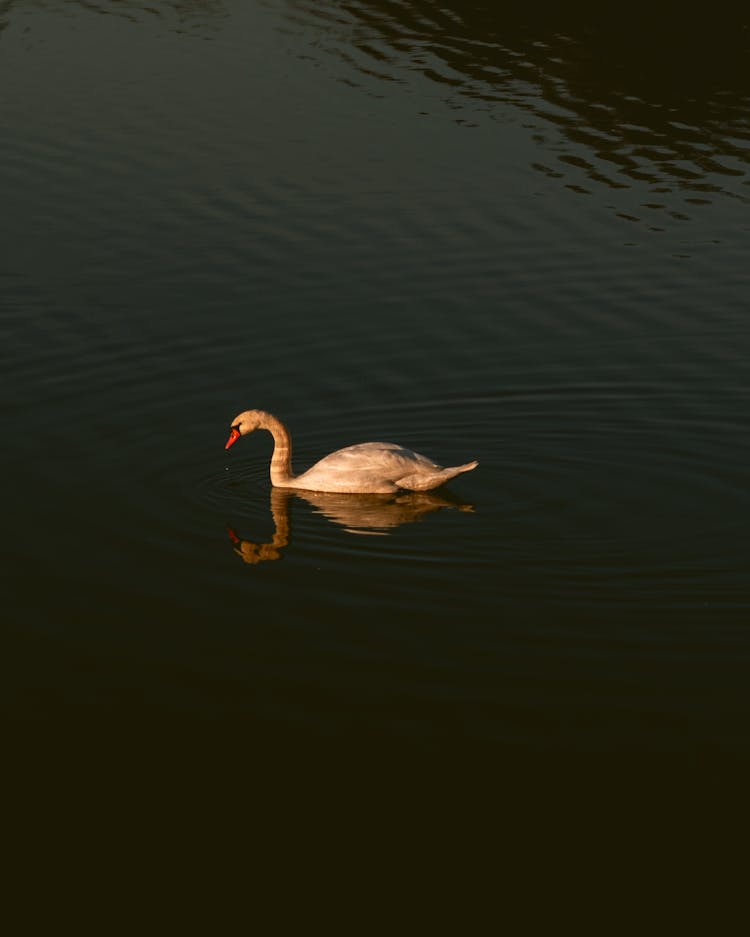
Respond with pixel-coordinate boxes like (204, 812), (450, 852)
(283, 1), (750, 224)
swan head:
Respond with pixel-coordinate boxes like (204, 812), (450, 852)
(225, 410), (263, 450)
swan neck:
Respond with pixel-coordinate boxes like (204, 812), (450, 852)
(260, 412), (295, 486)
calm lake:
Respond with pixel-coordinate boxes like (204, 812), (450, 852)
(3, 0), (749, 755)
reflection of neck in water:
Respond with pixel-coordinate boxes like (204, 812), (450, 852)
(227, 486), (474, 564)
(228, 487), (292, 564)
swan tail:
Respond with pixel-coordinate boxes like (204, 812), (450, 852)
(396, 460), (478, 492)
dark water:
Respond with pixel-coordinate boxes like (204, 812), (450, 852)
(2, 0), (749, 755)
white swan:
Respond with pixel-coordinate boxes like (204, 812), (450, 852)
(225, 409), (478, 494)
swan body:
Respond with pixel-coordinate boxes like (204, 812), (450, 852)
(225, 410), (478, 494)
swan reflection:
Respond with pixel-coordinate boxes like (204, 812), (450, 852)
(227, 486), (474, 564)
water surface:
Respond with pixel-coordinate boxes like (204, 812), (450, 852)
(2, 0), (749, 754)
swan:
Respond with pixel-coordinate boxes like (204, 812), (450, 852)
(224, 409), (478, 494)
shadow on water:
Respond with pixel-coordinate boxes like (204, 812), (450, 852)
(227, 485), (474, 563)
(286, 1), (750, 220)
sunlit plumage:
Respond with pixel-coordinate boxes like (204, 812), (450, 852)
(225, 409), (478, 494)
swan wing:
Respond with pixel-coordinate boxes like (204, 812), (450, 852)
(394, 460), (479, 492)
(294, 442), (441, 493)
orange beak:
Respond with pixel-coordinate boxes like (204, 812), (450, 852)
(225, 427), (240, 450)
